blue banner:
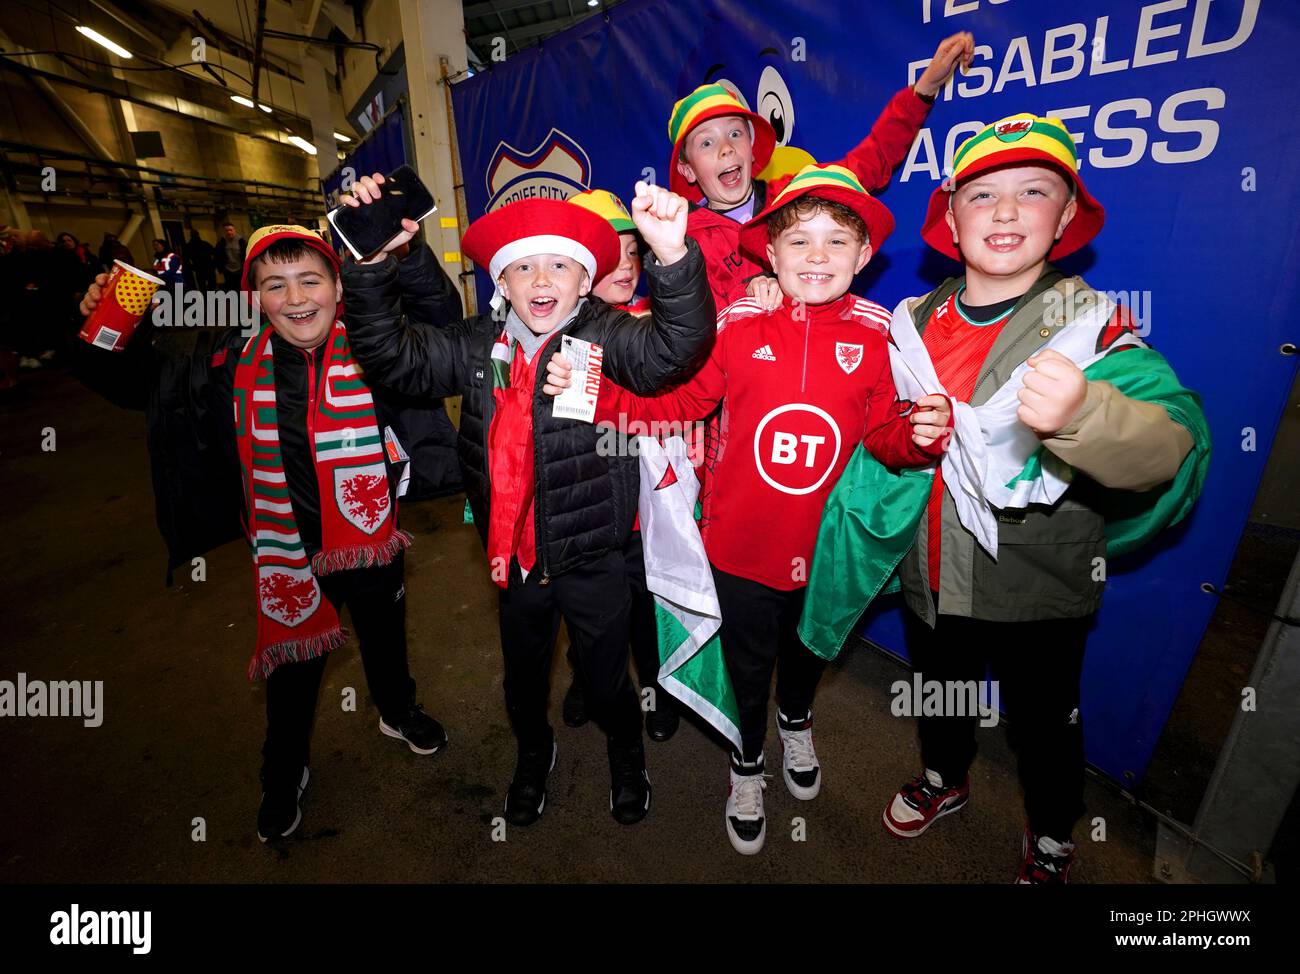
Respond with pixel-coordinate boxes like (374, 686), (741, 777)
(323, 104), (409, 209)
(451, 0), (1300, 784)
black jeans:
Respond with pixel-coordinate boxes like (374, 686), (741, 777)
(903, 608), (1090, 842)
(262, 555), (415, 778)
(713, 565), (827, 764)
(567, 530), (663, 698)
(500, 551), (642, 751)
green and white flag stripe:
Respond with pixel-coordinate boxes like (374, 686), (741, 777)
(636, 436), (742, 753)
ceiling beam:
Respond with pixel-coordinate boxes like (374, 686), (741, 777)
(464, 0), (562, 19)
(249, 0), (269, 104)
(84, 0), (168, 53)
(485, 11), (592, 45)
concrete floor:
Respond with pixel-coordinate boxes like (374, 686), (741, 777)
(0, 367), (1160, 884)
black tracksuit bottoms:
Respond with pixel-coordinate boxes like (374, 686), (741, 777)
(261, 555), (415, 778)
(500, 551), (642, 752)
(903, 608), (1090, 842)
(713, 565), (827, 765)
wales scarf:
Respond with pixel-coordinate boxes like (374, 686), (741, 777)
(234, 321), (411, 680)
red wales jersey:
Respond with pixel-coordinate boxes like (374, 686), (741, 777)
(596, 292), (941, 589)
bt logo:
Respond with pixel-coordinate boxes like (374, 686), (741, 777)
(753, 404), (842, 495)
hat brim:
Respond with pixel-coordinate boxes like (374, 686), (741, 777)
(738, 184), (895, 268)
(463, 198), (621, 285)
(241, 233), (341, 292)
(669, 105), (777, 200)
(920, 151), (1105, 262)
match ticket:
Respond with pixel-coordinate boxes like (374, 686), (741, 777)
(552, 335), (604, 423)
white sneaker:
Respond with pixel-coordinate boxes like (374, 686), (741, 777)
(725, 755), (768, 855)
(777, 709), (821, 800)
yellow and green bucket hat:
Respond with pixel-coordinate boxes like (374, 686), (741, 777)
(567, 188), (636, 235)
(739, 164), (894, 264)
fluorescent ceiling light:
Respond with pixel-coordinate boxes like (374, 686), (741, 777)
(231, 95), (273, 113)
(76, 25), (133, 59)
(587, 1), (599, 7)
(287, 135), (317, 155)
(333, 132), (351, 143)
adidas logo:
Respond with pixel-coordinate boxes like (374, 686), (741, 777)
(751, 344), (776, 361)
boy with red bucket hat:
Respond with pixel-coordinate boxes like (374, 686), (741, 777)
(543, 164), (952, 854)
(799, 115), (1211, 882)
(668, 32), (974, 310)
(338, 175), (715, 826)
(76, 224), (452, 843)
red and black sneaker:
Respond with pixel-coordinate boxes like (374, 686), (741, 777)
(882, 769), (971, 838)
(1015, 826), (1076, 884)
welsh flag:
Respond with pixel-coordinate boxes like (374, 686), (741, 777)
(636, 436), (742, 753)
(799, 295), (1212, 661)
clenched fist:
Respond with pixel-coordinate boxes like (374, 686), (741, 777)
(1017, 348), (1088, 436)
(630, 180), (689, 266)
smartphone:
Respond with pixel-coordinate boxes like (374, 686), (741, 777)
(327, 164), (438, 260)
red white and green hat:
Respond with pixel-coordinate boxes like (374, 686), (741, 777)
(738, 163), (895, 264)
(567, 189), (636, 235)
(921, 113), (1105, 261)
(666, 83), (776, 200)
(462, 198), (620, 311)
(240, 224), (340, 292)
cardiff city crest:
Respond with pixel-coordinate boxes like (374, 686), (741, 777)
(486, 128), (591, 211)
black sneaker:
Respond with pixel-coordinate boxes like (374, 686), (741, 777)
(257, 766), (309, 843)
(608, 738), (652, 825)
(645, 694), (679, 742)
(505, 738), (557, 827)
(379, 704), (448, 755)
(562, 675), (588, 728)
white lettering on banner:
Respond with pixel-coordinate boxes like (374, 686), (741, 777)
(900, 87), (1226, 182)
(753, 404), (842, 496)
(912, 2), (1258, 92)
(903, 0), (1254, 175)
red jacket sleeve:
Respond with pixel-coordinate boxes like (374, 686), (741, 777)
(862, 350), (945, 469)
(595, 334), (727, 427)
(827, 86), (931, 194)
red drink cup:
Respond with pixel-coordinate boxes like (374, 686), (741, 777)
(78, 259), (165, 352)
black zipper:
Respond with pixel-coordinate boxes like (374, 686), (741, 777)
(533, 329), (566, 587)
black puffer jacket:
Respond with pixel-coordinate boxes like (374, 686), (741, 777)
(342, 238), (716, 580)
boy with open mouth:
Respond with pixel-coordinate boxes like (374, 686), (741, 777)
(558, 189), (683, 744)
(338, 173), (715, 826)
(668, 32), (973, 311)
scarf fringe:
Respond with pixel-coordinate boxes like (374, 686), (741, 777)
(310, 529), (413, 576)
(248, 625), (348, 682)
